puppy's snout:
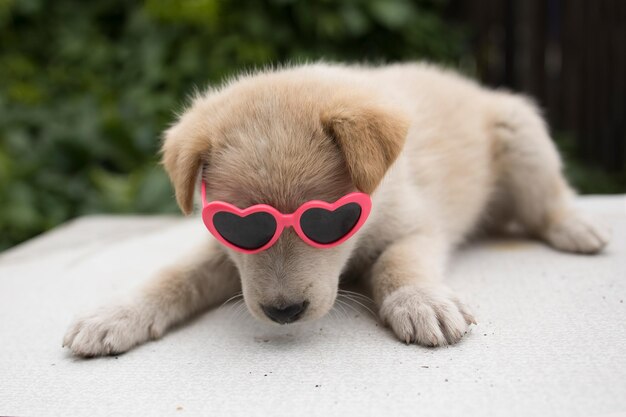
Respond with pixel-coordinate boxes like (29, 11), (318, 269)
(261, 301), (309, 324)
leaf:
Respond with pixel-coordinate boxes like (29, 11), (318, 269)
(368, 0), (416, 30)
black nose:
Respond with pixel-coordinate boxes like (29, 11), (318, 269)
(261, 301), (309, 324)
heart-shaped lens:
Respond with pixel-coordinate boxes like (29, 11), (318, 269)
(300, 203), (362, 244)
(213, 211), (277, 250)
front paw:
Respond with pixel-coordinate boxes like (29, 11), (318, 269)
(63, 303), (165, 357)
(380, 285), (476, 347)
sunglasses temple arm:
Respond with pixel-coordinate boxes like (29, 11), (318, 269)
(200, 181), (209, 209)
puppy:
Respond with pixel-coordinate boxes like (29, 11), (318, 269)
(63, 63), (609, 356)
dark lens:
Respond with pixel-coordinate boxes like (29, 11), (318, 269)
(300, 203), (362, 245)
(213, 211), (277, 250)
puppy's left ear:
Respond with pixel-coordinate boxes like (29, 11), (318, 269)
(321, 100), (409, 194)
(161, 110), (212, 215)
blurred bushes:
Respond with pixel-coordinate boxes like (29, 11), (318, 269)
(0, 0), (466, 250)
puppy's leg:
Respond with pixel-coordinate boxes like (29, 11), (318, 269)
(491, 94), (610, 253)
(63, 241), (240, 357)
(372, 232), (475, 346)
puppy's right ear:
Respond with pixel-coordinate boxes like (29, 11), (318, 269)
(161, 111), (212, 215)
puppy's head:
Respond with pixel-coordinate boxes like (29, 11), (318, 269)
(162, 69), (408, 324)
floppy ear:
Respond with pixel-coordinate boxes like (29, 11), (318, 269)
(321, 100), (409, 194)
(161, 111), (211, 215)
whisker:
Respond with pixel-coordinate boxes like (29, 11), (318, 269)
(220, 292), (243, 308)
(338, 290), (375, 307)
(239, 308), (254, 326)
(328, 304), (340, 321)
(335, 299), (358, 319)
(334, 300), (350, 320)
(338, 288), (371, 296)
(337, 294), (377, 319)
(327, 307), (336, 322)
(347, 298), (377, 318)
(337, 294), (375, 308)
(225, 298), (243, 315)
(328, 305), (341, 322)
(233, 302), (250, 322)
(338, 289), (374, 303)
(226, 299), (245, 324)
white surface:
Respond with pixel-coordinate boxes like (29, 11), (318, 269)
(0, 196), (625, 417)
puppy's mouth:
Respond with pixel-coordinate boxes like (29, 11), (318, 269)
(260, 300), (310, 324)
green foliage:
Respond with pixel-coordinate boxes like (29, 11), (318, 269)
(0, 0), (466, 250)
(554, 133), (626, 195)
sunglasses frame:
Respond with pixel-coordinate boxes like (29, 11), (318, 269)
(201, 182), (372, 254)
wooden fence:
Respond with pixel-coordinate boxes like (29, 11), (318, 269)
(455, 0), (625, 172)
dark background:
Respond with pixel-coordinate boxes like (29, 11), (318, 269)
(1, 0), (624, 250)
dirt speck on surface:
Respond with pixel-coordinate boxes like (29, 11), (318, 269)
(176, 406), (183, 411)
(315, 385), (321, 388)
(421, 366), (429, 368)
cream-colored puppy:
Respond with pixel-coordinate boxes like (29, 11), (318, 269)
(64, 63), (609, 356)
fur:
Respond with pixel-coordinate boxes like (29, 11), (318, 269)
(64, 63), (609, 356)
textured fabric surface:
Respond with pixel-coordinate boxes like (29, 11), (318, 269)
(0, 196), (625, 417)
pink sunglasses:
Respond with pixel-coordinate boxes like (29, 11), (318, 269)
(201, 183), (372, 254)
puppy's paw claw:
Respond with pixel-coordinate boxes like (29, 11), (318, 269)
(380, 285), (474, 347)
